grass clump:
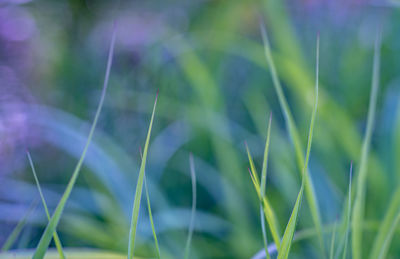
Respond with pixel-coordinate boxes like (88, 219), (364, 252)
(260, 21), (325, 256)
(246, 28), (320, 259)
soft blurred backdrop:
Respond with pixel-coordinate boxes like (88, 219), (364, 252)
(1, 0), (400, 258)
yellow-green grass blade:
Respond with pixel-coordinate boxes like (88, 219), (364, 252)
(260, 113), (272, 259)
(369, 186), (400, 259)
(127, 92), (158, 259)
(246, 144), (281, 250)
(184, 154), (197, 259)
(144, 176), (161, 259)
(277, 32), (319, 259)
(252, 217), (400, 259)
(27, 151), (66, 259)
(329, 220), (337, 259)
(341, 163), (353, 259)
(260, 21), (325, 255)
(32, 24), (116, 259)
(1, 199), (38, 251)
(351, 27), (382, 259)
(278, 184), (304, 259)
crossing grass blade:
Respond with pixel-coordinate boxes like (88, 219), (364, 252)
(260, 113), (272, 259)
(351, 27), (382, 259)
(329, 220), (337, 259)
(184, 153), (197, 259)
(277, 33), (319, 259)
(1, 199), (38, 252)
(246, 144), (281, 251)
(342, 163), (353, 259)
(27, 151), (66, 259)
(127, 92), (158, 259)
(144, 176), (161, 258)
(259, 20), (325, 256)
(32, 23), (116, 259)
(369, 186), (400, 259)
(139, 146), (161, 259)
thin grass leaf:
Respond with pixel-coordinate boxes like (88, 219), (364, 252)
(340, 163), (353, 259)
(259, 20), (325, 255)
(278, 183), (304, 259)
(260, 113), (272, 259)
(329, 220), (337, 259)
(139, 146), (161, 259)
(184, 153), (197, 259)
(277, 33), (319, 259)
(1, 199), (38, 251)
(32, 24), (116, 259)
(369, 186), (400, 259)
(246, 144), (281, 250)
(127, 92), (158, 259)
(27, 151), (66, 259)
(351, 27), (382, 259)
(144, 176), (161, 258)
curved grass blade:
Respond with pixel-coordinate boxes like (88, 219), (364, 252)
(127, 92), (158, 259)
(277, 33), (319, 259)
(351, 27), (382, 259)
(246, 144), (281, 250)
(260, 113), (273, 259)
(32, 23), (116, 259)
(341, 163), (353, 259)
(259, 20), (325, 256)
(184, 153), (197, 259)
(27, 151), (66, 259)
(1, 199), (38, 251)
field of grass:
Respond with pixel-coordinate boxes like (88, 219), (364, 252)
(1, 0), (400, 258)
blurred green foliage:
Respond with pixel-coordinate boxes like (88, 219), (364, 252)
(1, 0), (400, 258)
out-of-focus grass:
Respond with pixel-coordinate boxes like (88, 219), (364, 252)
(0, 249), (127, 259)
(1, 0), (400, 258)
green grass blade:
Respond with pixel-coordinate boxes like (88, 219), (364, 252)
(329, 220), (337, 259)
(260, 21), (325, 256)
(278, 185), (304, 259)
(260, 113), (272, 259)
(246, 144), (281, 250)
(277, 33), (319, 259)
(184, 153), (197, 259)
(144, 176), (161, 258)
(27, 151), (66, 259)
(127, 92), (158, 259)
(341, 163), (353, 259)
(351, 27), (382, 259)
(369, 185), (400, 259)
(1, 199), (38, 251)
(32, 24), (116, 259)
